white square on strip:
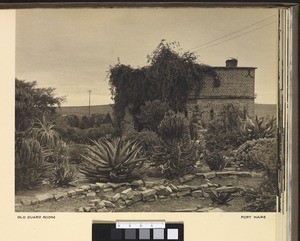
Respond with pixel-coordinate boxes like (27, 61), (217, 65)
(167, 229), (178, 240)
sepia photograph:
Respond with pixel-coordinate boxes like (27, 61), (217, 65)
(14, 7), (279, 213)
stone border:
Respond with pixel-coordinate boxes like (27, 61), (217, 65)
(16, 170), (264, 210)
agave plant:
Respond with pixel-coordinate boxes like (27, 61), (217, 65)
(210, 189), (234, 205)
(80, 138), (146, 182)
(240, 115), (276, 141)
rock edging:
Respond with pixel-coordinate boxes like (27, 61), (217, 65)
(16, 170), (263, 210)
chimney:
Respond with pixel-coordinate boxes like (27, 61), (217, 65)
(226, 58), (238, 67)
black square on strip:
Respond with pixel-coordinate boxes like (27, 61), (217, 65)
(111, 228), (122, 240)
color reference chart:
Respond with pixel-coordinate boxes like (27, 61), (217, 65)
(92, 222), (183, 241)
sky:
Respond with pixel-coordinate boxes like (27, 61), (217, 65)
(16, 8), (278, 106)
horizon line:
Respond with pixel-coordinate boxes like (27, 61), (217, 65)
(59, 102), (277, 108)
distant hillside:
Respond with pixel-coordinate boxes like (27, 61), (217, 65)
(58, 104), (113, 116)
(58, 103), (277, 118)
(254, 103), (277, 118)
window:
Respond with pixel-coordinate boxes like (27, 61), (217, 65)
(210, 109), (214, 120)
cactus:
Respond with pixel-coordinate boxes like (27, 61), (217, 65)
(15, 138), (49, 190)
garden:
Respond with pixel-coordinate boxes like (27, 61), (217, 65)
(15, 41), (278, 212)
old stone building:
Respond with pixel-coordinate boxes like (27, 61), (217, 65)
(187, 58), (256, 124)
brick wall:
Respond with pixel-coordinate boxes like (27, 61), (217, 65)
(187, 98), (254, 123)
(187, 67), (255, 124)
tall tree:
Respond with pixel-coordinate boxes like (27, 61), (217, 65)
(15, 79), (64, 132)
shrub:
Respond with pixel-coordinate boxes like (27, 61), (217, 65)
(80, 138), (146, 182)
(15, 138), (50, 190)
(205, 104), (245, 152)
(151, 139), (199, 178)
(137, 99), (170, 131)
(203, 151), (226, 171)
(243, 187), (277, 212)
(82, 125), (115, 142)
(158, 111), (190, 141)
(236, 138), (278, 212)
(240, 116), (276, 141)
(55, 124), (115, 144)
(235, 138), (277, 171)
(137, 130), (160, 155)
(67, 143), (88, 164)
(243, 170), (277, 212)
(15, 79), (64, 132)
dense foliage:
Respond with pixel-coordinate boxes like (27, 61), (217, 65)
(15, 79), (66, 190)
(15, 79), (64, 132)
(235, 138), (277, 171)
(236, 137), (278, 212)
(158, 111), (190, 142)
(243, 166), (277, 212)
(55, 124), (115, 144)
(151, 140), (199, 178)
(205, 104), (246, 151)
(63, 113), (113, 129)
(137, 99), (170, 131)
(203, 151), (226, 171)
(15, 138), (50, 190)
(124, 129), (161, 158)
(151, 111), (199, 178)
(108, 40), (219, 132)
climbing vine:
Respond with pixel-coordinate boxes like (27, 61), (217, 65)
(108, 40), (220, 132)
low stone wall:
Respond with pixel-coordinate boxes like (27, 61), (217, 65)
(15, 170), (264, 211)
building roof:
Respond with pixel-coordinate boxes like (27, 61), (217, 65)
(212, 66), (257, 70)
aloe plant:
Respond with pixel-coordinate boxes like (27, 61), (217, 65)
(151, 139), (199, 178)
(210, 189), (234, 205)
(240, 115), (276, 141)
(32, 116), (60, 148)
(80, 138), (146, 182)
(50, 159), (76, 187)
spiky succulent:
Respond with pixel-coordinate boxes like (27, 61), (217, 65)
(80, 138), (145, 182)
(210, 189), (234, 205)
(240, 115), (276, 141)
(151, 139), (199, 178)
